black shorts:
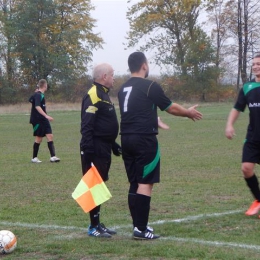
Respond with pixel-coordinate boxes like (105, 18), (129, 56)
(32, 121), (52, 137)
(121, 134), (160, 184)
(81, 137), (112, 182)
(242, 140), (260, 164)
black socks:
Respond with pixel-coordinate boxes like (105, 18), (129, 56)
(33, 142), (40, 158)
(47, 141), (55, 157)
(128, 193), (136, 226)
(89, 205), (101, 227)
(245, 174), (260, 201)
(135, 193), (151, 231)
(128, 182), (138, 227)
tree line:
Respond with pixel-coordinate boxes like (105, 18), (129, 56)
(0, 0), (102, 103)
(0, 0), (259, 104)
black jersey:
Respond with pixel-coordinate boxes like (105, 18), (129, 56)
(118, 77), (172, 135)
(234, 79), (260, 141)
(80, 83), (119, 153)
(29, 91), (47, 124)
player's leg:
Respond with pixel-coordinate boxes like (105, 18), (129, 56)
(80, 145), (110, 237)
(88, 139), (114, 237)
(242, 141), (260, 215)
(46, 133), (55, 157)
(80, 144), (101, 233)
(135, 183), (153, 230)
(121, 135), (145, 230)
(45, 122), (60, 162)
(121, 138), (138, 228)
(128, 182), (138, 227)
(31, 124), (43, 163)
(131, 135), (160, 239)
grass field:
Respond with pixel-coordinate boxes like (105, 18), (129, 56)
(1, 102), (260, 260)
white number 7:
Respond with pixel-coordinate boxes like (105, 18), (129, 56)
(123, 86), (132, 112)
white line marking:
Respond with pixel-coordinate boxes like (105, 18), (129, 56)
(0, 221), (86, 232)
(0, 209), (242, 231)
(161, 236), (260, 250)
(150, 209), (243, 225)
(2, 209), (259, 252)
(111, 209), (243, 229)
(115, 230), (260, 251)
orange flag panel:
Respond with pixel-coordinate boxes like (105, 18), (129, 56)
(82, 166), (103, 188)
(75, 191), (96, 213)
(72, 165), (112, 213)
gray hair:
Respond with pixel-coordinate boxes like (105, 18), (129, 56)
(254, 53), (260, 59)
(92, 63), (113, 81)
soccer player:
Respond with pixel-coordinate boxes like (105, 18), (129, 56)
(29, 79), (60, 163)
(118, 52), (203, 240)
(225, 54), (260, 216)
(80, 63), (121, 238)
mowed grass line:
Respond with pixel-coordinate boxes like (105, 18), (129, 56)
(1, 102), (260, 260)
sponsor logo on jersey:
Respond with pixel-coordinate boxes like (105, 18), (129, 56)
(249, 103), (260, 107)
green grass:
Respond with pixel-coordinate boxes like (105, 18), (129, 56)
(1, 102), (260, 259)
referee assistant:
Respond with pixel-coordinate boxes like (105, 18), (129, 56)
(80, 63), (121, 238)
(118, 52), (203, 240)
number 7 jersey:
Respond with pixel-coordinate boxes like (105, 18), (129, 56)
(118, 77), (172, 135)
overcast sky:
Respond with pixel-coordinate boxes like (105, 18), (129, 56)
(90, 0), (209, 76)
(90, 0), (162, 75)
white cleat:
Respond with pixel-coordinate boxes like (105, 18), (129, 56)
(50, 156), (60, 162)
(133, 227), (160, 240)
(31, 157), (42, 163)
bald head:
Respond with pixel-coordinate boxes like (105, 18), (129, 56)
(92, 63), (114, 88)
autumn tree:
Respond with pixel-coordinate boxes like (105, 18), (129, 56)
(206, 0), (260, 87)
(51, 0), (104, 88)
(205, 0), (231, 69)
(126, 0), (219, 99)
(127, 0), (202, 74)
(0, 0), (21, 102)
(12, 0), (103, 90)
(183, 28), (220, 99)
(225, 0), (260, 86)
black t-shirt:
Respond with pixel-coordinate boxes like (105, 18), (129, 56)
(118, 77), (172, 135)
(29, 91), (47, 124)
(234, 79), (260, 141)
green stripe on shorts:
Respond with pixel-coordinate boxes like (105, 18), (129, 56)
(143, 144), (160, 178)
(33, 124), (39, 132)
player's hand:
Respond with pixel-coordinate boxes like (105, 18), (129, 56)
(81, 150), (94, 172)
(225, 125), (235, 140)
(112, 142), (122, 156)
(46, 115), (54, 121)
(187, 105), (203, 121)
(158, 117), (170, 130)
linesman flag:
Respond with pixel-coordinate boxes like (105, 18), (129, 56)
(72, 165), (112, 213)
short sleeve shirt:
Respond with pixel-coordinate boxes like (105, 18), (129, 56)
(29, 91), (47, 124)
(118, 77), (172, 135)
(234, 79), (260, 141)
